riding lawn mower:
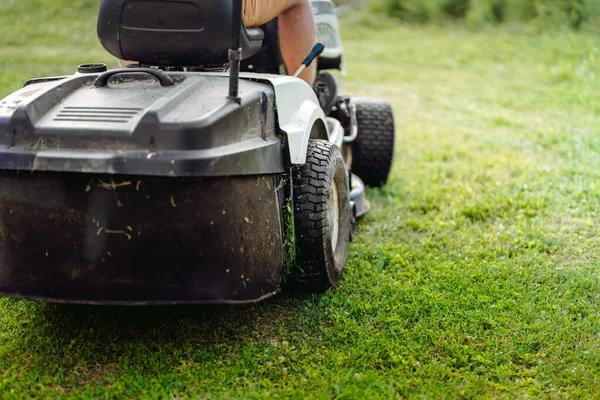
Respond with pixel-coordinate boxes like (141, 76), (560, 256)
(0, 0), (395, 304)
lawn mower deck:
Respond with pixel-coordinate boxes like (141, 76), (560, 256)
(0, 71), (292, 304)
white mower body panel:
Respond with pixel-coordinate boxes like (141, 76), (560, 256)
(242, 73), (329, 165)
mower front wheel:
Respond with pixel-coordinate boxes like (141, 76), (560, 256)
(289, 139), (352, 292)
(351, 98), (395, 187)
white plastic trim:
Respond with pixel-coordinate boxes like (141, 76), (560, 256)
(242, 73), (329, 165)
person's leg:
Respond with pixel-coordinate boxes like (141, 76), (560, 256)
(277, 0), (317, 85)
(244, 0), (317, 85)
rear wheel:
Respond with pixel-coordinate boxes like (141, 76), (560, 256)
(351, 98), (395, 187)
(289, 140), (351, 292)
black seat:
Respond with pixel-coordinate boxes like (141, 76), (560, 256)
(97, 0), (264, 67)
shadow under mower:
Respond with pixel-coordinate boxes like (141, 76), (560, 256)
(0, 0), (395, 305)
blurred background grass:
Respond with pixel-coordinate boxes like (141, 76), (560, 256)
(6, 0), (600, 30)
(338, 0), (600, 31)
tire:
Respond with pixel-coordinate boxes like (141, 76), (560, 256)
(351, 98), (395, 187)
(289, 139), (352, 292)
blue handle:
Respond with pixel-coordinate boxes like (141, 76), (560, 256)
(301, 42), (325, 67)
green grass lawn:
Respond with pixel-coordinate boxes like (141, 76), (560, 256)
(3, 1), (600, 398)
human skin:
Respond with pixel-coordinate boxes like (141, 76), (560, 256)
(244, 0), (318, 85)
(119, 0), (317, 85)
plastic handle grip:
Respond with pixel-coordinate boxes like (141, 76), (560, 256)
(93, 68), (175, 87)
(301, 42), (325, 67)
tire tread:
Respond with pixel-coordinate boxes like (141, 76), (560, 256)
(352, 98), (395, 187)
(289, 140), (347, 292)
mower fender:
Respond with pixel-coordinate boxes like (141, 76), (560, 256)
(281, 100), (327, 164)
(241, 73), (328, 165)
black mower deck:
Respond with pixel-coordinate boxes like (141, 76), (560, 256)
(0, 70), (293, 304)
(0, 171), (287, 304)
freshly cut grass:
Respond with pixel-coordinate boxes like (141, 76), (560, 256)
(2, 3), (600, 399)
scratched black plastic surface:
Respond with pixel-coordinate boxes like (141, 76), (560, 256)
(0, 171), (285, 304)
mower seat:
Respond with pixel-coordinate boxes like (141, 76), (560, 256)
(97, 0), (264, 67)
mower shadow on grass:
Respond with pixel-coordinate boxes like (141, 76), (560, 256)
(6, 293), (326, 374)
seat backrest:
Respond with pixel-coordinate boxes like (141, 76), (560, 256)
(97, 0), (264, 67)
